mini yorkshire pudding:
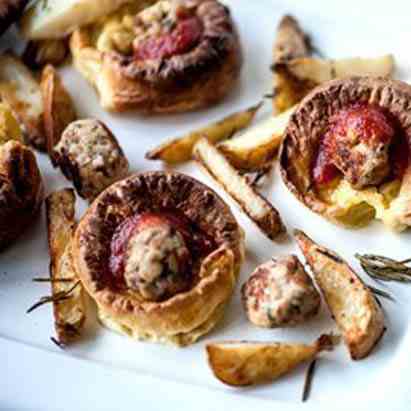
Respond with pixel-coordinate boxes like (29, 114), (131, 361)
(280, 76), (411, 230)
(0, 141), (43, 250)
(70, 0), (242, 113)
(72, 171), (244, 346)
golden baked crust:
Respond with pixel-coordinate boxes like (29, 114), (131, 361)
(72, 171), (245, 346)
(295, 230), (385, 360)
(70, 0), (242, 113)
(280, 76), (411, 230)
(0, 141), (43, 250)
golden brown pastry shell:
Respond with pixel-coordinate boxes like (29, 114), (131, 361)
(69, 0), (242, 113)
(0, 141), (43, 250)
(280, 76), (411, 228)
(72, 171), (245, 345)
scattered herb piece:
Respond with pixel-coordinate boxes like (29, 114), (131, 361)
(50, 336), (65, 349)
(302, 359), (317, 402)
(366, 284), (395, 302)
(356, 253), (411, 283)
(32, 277), (75, 283)
(317, 249), (343, 264)
(243, 164), (273, 188)
(26, 281), (80, 314)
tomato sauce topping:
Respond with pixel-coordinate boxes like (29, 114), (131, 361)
(134, 16), (203, 61)
(312, 104), (408, 185)
(109, 211), (215, 282)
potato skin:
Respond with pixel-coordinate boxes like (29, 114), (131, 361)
(294, 230), (385, 360)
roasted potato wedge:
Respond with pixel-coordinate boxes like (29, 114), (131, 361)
(273, 15), (312, 64)
(0, 102), (22, 145)
(194, 138), (285, 240)
(206, 334), (334, 387)
(46, 189), (86, 344)
(273, 55), (395, 113)
(294, 230), (385, 360)
(0, 53), (45, 150)
(272, 15), (312, 114)
(20, 0), (135, 39)
(218, 106), (294, 170)
(41, 65), (77, 163)
(146, 102), (262, 164)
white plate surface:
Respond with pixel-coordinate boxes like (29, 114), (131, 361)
(2, 1), (411, 410)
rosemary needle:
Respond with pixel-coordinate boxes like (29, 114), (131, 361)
(26, 281), (80, 314)
(356, 254), (411, 283)
(32, 277), (75, 283)
(50, 336), (65, 350)
(302, 359), (317, 402)
(366, 284), (395, 302)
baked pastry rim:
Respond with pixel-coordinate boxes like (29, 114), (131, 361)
(280, 76), (411, 229)
(72, 171), (245, 343)
(69, 0), (242, 113)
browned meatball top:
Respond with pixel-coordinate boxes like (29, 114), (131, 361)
(242, 255), (320, 328)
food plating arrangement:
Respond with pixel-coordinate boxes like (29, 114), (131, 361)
(1, 0), (411, 405)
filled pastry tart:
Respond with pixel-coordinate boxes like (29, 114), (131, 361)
(280, 76), (411, 230)
(0, 140), (43, 250)
(72, 171), (244, 346)
(70, 0), (242, 113)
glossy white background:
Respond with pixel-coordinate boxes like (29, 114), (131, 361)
(2, 0), (411, 409)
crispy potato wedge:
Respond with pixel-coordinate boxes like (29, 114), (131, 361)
(0, 53), (45, 150)
(46, 189), (86, 344)
(146, 102), (262, 164)
(0, 102), (22, 145)
(20, 0), (135, 39)
(272, 15), (312, 114)
(294, 230), (385, 360)
(273, 15), (312, 64)
(273, 55), (395, 113)
(193, 138), (285, 240)
(206, 334), (334, 387)
(41, 65), (77, 163)
(218, 106), (294, 170)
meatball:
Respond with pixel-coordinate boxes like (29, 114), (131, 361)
(320, 104), (395, 189)
(241, 255), (320, 328)
(53, 119), (129, 201)
(123, 213), (192, 301)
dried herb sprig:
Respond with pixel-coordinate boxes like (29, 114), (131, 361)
(26, 281), (80, 314)
(356, 253), (411, 283)
(366, 284), (395, 302)
(50, 336), (66, 349)
(243, 164), (273, 188)
(302, 359), (317, 402)
(32, 277), (75, 283)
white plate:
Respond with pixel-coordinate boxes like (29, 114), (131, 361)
(2, 1), (411, 410)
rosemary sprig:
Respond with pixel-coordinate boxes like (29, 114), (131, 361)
(50, 336), (65, 350)
(302, 359), (317, 402)
(243, 164), (273, 188)
(26, 281), (80, 314)
(366, 284), (395, 302)
(356, 253), (411, 283)
(32, 277), (75, 283)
